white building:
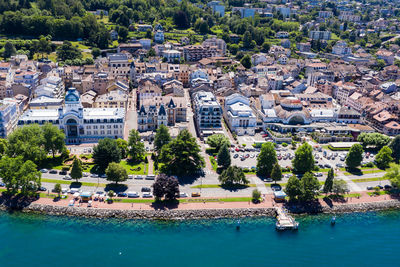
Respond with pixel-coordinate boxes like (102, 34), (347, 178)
(35, 76), (65, 99)
(309, 31), (331, 40)
(163, 50), (181, 63)
(224, 94), (256, 136)
(18, 88), (125, 144)
(192, 91), (223, 136)
(332, 41), (352, 56)
(154, 30), (165, 44)
(0, 98), (18, 138)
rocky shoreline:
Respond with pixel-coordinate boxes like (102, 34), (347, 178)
(1, 200), (400, 220)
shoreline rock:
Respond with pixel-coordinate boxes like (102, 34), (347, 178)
(2, 200), (400, 220)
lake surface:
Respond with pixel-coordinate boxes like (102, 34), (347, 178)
(0, 210), (399, 267)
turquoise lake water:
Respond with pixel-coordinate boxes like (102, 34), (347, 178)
(0, 210), (399, 267)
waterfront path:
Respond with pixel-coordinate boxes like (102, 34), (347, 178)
(33, 191), (398, 211)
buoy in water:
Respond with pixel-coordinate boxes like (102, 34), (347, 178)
(331, 216), (336, 225)
(236, 220), (241, 230)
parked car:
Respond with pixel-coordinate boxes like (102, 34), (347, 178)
(366, 186), (374, 190)
(40, 169), (48, 173)
(100, 174), (107, 178)
(82, 172), (89, 177)
(142, 192), (153, 198)
(271, 184), (282, 191)
(179, 192), (188, 198)
(38, 186), (47, 191)
(128, 175), (134, 179)
(264, 178), (273, 183)
(336, 163), (345, 168)
(191, 192), (201, 197)
(141, 187), (151, 192)
(127, 192), (139, 198)
(135, 175), (144, 179)
(49, 170), (58, 174)
(90, 173), (99, 178)
(376, 185), (384, 189)
(63, 175), (72, 180)
(59, 171), (67, 175)
(117, 192), (127, 197)
(233, 154), (239, 159)
(0, 182), (5, 187)
(384, 185), (392, 190)
(145, 175), (156, 180)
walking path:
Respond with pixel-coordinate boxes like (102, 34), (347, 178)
(147, 155), (154, 175)
(34, 191), (397, 211)
(250, 176), (269, 195)
(336, 170), (363, 192)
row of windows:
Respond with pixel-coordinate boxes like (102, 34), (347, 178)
(83, 118), (123, 123)
(86, 125), (121, 129)
(86, 130), (121, 135)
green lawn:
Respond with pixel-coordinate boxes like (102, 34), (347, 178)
(112, 197), (253, 204)
(344, 169), (385, 176)
(367, 190), (390, 196)
(41, 178), (106, 187)
(119, 160), (148, 175)
(40, 156), (65, 170)
(70, 41), (90, 50)
(352, 177), (386, 183)
(317, 193), (361, 199)
(209, 156), (218, 171)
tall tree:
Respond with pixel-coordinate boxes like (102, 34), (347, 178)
(57, 41), (82, 61)
(70, 157), (83, 182)
(7, 124), (46, 164)
(332, 179), (348, 195)
(256, 142), (277, 177)
(323, 168), (334, 194)
(116, 138), (128, 159)
(18, 160), (41, 196)
(159, 130), (204, 176)
(206, 134), (230, 152)
(270, 163), (282, 184)
(154, 124), (171, 153)
(218, 166), (249, 185)
(42, 123), (65, 158)
(292, 143), (315, 174)
(128, 129), (145, 162)
(54, 183), (62, 198)
(385, 163), (400, 188)
(389, 135), (400, 162)
(0, 156), (23, 195)
(0, 138), (7, 156)
(217, 144), (231, 169)
(345, 144), (364, 170)
(375, 146), (393, 170)
(105, 162), (128, 184)
(152, 173), (180, 201)
(285, 175), (302, 201)
(300, 172), (320, 201)
(240, 54), (252, 69)
(3, 41), (16, 59)
(92, 138), (121, 173)
(357, 132), (390, 150)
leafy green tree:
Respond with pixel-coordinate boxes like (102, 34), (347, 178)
(42, 123), (65, 158)
(70, 157), (83, 182)
(270, 163), (282, 184)
(217, 144), (231, 169)
(0, 138), (7, 156)
(54, 183), (62, 198)
(3, 41), (16, 59)
(375, 146), (393, 170)
(332, 179), (348, 195)
(146, 29), (152, 39)
(285, 175), (302, 201)
(117, 26), (129, 42)
(323, 168), (334, 193)
(105, 162), (128, 184)
(300, 172), (320, 201)
(218, 166), (249, 185)
(57, 41), (82, 61)
(385, 163), (400, 188)
(0, 156), (23, 195)
(252, 189), (261, 203)
(240, 54), (252, 69)
(159, 130), (204, 176)
(91, 47), (101, 59)
(7, 124), (46, 164)
(128, 129), (145, 162)
(389, 135), (400, 162)
(116, 138), (128, 159)
(261, 42), (271, 52)
(357, 133), (390, 149)
(152, 173), (180, 201)
(345, 144), (364, 169)
(256, 142), (277, 177)
(243, 31), (252, 48)
(107, 190), (115, 200)
(147, 48), (156, 57)
(206, 134), (230, 152)
(154, 124), (171, 153)
(18, 160), (41, 196)
(93, 138), (121, 173)
(292, 143), (314, 174)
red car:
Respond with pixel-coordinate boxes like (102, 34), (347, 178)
(262, 134), (269, 138)
(235, 148), (240, 152)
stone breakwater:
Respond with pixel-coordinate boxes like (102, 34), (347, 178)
(2, 201), (400, 219)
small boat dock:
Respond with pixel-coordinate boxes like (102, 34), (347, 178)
(275, 207), (299, 230)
